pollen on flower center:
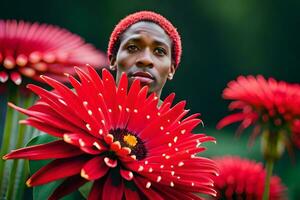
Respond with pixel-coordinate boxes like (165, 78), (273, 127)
(110, 128), (147, 160)
(123, 134), (138, 147)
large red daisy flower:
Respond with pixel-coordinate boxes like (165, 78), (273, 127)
(3, 66), (218, 199)
(211, 156), (286, 200)
(217, 75), (300, 147)
(0, 20), (106, 85)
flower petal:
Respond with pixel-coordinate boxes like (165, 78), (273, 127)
(27, 156), (88, 186)
(3, 140), (83, 160)
(81, 156), (109, 180)
(48, 175), (87, 200)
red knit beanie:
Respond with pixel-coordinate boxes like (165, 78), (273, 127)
(107, 11), (182, 69)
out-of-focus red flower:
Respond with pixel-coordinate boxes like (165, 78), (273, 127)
(217, 75), (300, 147)
(0, 20), (107, 86)
(211, 156), (286, 200)
(4, 66), (218, 199)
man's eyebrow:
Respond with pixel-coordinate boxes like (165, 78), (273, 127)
(124, 36), (170, 48)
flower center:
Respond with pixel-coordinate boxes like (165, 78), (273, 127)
(110, 128), (147, 160)
(123, 134), (138, 147)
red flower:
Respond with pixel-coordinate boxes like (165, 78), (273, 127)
(217, 75), (300, 146)
(4, 67), (218, 199)
(211, 156), (286, 200)
(0, 20), (106, 85)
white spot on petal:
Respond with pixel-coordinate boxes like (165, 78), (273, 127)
(138, 166), (144, 171)
(86, 124), (91, 131)
(134, 109), (138, 113)
(170, 182), (174, 187)
(178, 162), (184, 167)
(157, 176), (162, 182)
(108, 109), (112, 113)
(88, 110), (92, 115)
(168, 143), (172, 147)
(99, 129), (103, 135)
(148, 167), (153, 173)
(171, 171), (175, 176)
(59, 99), (67, 105)
(173, 136), (178, 143)
(160, 126), (164, 130)
(79, 139), (85, 147)
(160, 165), (164, 169)
(165, 155), (170, 159)
(146, 182), (151, 188)
(93, 142), (101, 150)
(181, 129), (186, 134)
(146, 115), (150, 119)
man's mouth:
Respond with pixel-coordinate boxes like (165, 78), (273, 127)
(130, 71), (154, 84)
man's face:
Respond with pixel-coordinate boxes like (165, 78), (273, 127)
(110, 22), (175, 98)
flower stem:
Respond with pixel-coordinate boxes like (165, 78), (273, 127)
(263, 158), (274, 200)
(6, 93), (36, 200)
(261, 129), (284, 200)
(0, 86), (18, 198)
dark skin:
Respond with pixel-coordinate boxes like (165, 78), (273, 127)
(109, 21), (176, 99)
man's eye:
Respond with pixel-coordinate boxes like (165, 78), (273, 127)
(127, 45), (139, 52)
(154, 47), (167, 56)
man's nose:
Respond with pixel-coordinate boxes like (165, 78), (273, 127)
(136, 48), (153, 68)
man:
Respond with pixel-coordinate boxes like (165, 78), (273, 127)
(107, 11), (182, 99)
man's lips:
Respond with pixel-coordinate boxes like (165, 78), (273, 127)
(130, 71), (154, 84)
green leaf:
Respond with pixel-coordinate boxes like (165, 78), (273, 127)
(28, 134), (85, 200)
(78, 182), (93, 199)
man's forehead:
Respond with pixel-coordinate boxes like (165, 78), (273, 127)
(121, 22), (172, 46)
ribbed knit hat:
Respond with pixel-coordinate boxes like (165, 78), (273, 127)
(107, 11), (182, 68)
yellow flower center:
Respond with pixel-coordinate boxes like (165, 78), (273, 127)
(123, 134), (138, 147)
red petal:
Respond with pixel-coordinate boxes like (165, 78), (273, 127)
(216, 113), (247, 129)
(48, 175), (87, 200)
(134, 177), (164, 200)
(10, 71), (22, 85)
(104, 157), (117, 168)
(81, 156), (109, 180)
(124, 187), (141, 200)
(0, 71), (9, 83)
(102, 174), (124, 200)
(88, 179), (105, 200)
(27, 156), (88, 186)
(3, 140), (83, 160)
(159, 92), (175, 109)
(120, 168), (134, 181)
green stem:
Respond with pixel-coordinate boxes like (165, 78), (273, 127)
(261, 129), (284, 200)
(6, 93), (36, 200)
(0, 87), (18, 198)
(263, 158), (274, 200)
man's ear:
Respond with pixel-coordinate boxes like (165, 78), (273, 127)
(167, 63), (176, 80)
(109, 55), (117, 71)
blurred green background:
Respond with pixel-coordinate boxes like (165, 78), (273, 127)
(1, 0), (300, 199)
